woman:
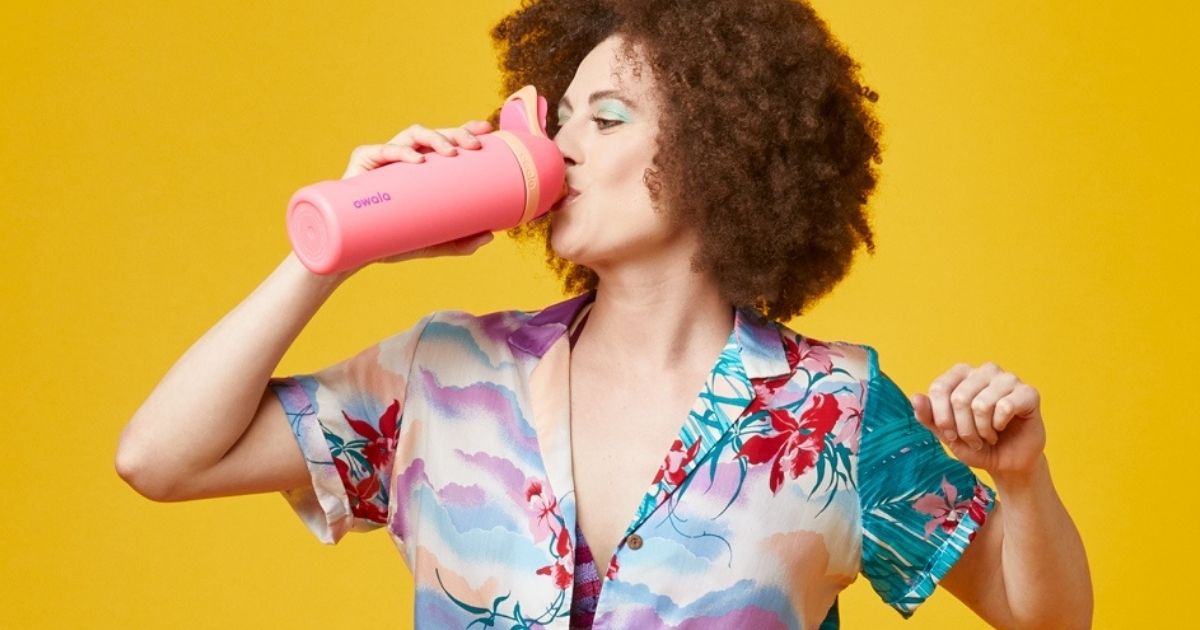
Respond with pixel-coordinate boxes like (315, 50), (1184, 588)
(115, 0), (1092, 628)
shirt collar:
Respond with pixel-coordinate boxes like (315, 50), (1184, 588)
(506, 288), (791, 380)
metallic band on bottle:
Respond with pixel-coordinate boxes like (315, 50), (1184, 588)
(490, 130), (540, 225)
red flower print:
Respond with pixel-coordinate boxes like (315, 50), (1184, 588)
(737, 393), (843, 494)
(652, 438), (702, 487)
(831, 395), (863, 454)
(536, 558), (573, 590)
(791, 336), (836, 375)
(556, 519), (571, 557)
(746, 336), (840, 415)
(342, 399), (402, 469)
(331, 456), (388, 523)
(748, 374), (791, 415)
(330, 400), (402, 523)
(783, 334), (803, 370)
(525, 479), (543, 502)
(913, 477), (991, 540)
(532, 523), (572, 590)
(526, 479), (560, 538)
(965, 483), (990, 542)
(606, 554), (620, 581)
(525, 477), (573, 589)
(970, 484), (989, 518)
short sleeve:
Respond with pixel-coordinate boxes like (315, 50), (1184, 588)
(857, 345), (998, 618)
(267, 311), (436, 545)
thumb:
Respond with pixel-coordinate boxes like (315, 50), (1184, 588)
(909, 392), (936, 432)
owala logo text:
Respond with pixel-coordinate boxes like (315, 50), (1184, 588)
(353, 191), (392, 208)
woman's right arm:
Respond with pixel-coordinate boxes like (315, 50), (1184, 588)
(114, 253), (350, 502)
(114, 119), (496, 502)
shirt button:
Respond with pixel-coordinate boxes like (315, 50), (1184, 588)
(627, 534), (643, 550)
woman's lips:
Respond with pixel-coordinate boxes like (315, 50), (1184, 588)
(554, 188), (581, 210)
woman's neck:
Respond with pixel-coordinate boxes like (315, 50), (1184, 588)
(570, 280), (733, 375)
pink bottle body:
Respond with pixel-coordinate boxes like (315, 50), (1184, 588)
(286, 85), (566, 275)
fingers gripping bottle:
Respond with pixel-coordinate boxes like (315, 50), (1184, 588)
(285, 85), (567, 275)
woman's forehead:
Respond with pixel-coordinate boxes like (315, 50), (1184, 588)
(561, 38), (657, 112)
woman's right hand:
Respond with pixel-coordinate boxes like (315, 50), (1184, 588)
(338, 120), (497, 272)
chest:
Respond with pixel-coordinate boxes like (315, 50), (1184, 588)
(567, 357), (706, 578)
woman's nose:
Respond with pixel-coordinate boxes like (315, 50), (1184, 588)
(551, 116), (581, 164)
(553, 134), (578, 166)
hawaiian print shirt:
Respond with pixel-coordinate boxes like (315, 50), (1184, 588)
(268, 288), (997, 629)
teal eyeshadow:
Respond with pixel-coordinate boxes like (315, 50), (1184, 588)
(595, 100), (633, 121)
(557, 100), (634, 123)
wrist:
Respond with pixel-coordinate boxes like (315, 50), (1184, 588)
(992, 453), (1051, 495)
(280, 251), (351, 292)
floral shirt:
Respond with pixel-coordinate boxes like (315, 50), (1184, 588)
(268, 288), (997, 629)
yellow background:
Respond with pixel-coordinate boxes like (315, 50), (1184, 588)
(2, 1), (1195, 628)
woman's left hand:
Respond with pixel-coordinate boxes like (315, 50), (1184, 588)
(908, 362), (1047, 476)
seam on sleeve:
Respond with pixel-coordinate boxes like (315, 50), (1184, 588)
(383, 310), (437, 535)
(269, 311), (439, 545)
(349, 310), (437, 440)
(267, 375), (350, 545)
(889, 480), (998, 618)
(398, 310), (438, 437)
(855, 343), (880, 573)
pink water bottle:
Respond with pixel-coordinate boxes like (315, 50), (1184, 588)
(285, 85), (567, 275)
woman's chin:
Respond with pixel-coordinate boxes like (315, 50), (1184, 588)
(549, 238), (582, 264)
(549, 229), (591, 266)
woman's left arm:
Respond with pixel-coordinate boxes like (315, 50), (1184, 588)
(909, 362), (1094, 630)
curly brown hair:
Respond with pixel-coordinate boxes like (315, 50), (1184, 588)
(487, 0), (883, 321)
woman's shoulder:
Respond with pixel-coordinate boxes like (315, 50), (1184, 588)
(426, 293), (589, 339)
(772, 319), (876, 382)
(424, 304), (536, 328)
(409, 304), (547, 356)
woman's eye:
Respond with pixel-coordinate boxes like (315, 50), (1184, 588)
(592, 117), (621, 130)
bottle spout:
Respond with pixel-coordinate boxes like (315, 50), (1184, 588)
(499, 85), (549, 138)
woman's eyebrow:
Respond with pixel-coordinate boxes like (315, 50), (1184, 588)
(557, 89), (638, 112)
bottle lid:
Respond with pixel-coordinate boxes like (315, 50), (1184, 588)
(493, 85), (567, 223)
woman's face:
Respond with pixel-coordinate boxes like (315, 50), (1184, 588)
(548, 34), (691, 274)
